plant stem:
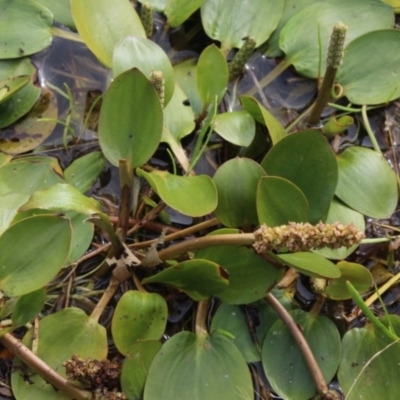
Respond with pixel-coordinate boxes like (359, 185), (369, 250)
(156, 233), (255, 261)
(90, 276), (120, 323)
(0, 333), (92, 400)
(265, 293), (329, 397)
(361, 105), (381, 153)
(195, 299), (209, 337)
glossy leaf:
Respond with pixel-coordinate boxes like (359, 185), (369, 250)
(277, 252), (341, 279)
(335, 146), (398, 218)
(257, 176), (309, 227)
(212, 110), (255, 146)
(262, 309), (341, 400)
(98, 68), (164, 168)
(0, 89), (58, 154)
(112, 291), (167, 355)
(113, 35), (175, 105)
(323, 261), (373, 300)
(201, 0), (284, 52)
(196, 44), (229, 106)
(136, 168), (217, 217)
(165, 0), (205, 28)
(20, 183), (102, 216)
(11, 288), (47, 328)
(144, 331), (253, 400)
(71, 0), (145, 67)
(338, 315), (400, 400)
(121, 340), (162, 400)
(12, 308), (107, 399)
(0, 157), (63, 234)
(337, 30), (400, 105)
(213, 157), (266, 227)
(0, 0), (53, 58)
(240, 95), (287, 144)
(142, 259), (229, 301)
(0, 216), (71, 297)
(64, 151), (106, 193)
(211, 303), (261, 363)
(312, 198), (365, 260)
(261, 130), (338, 223)
(195, 231), (284, 304)
(279, 0), (394, 78)
(0, 75), (30, 105)
(35, 0), (75, 29)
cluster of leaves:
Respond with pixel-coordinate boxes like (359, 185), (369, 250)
(0, 0), (400, 399)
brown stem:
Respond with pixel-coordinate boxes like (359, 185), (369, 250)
(90, 276), (120, 323)
(157, 233), (255, 261)
(0, 333), (92, 400)
(264, 293), (329, 396)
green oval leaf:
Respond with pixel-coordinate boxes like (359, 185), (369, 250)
(262, 310), (341, 400)
(337, 30), (400, 105)
(11, 288), (47, 328)
(197, 44), (229, 106)
(212, 110), (255, 146)
(0, 0), (53, 58)
(165, 0), (205, 28)
(201, 0), (284, 52)
(276, 252), (341, 279)
(335, 146), (398, 218)
(257, 176), (309, 227)
(261, 130), (338, 223)
(71, 0), (145, 67)
(323, 261), (373, 300)
(0, 216), (71, 297)
(113, 35), (175, 105)
(279, 0), (394, 78)
(142, 259), (229, 301)
(144, 331), (253, 400)
(136, 168), (217, 217)
(0, 75), (30, 105)
(338, 315), (400, 400)
(98, 68), (163, 168)
(213, 157), (266, 227)
(112, 291), (167, 355)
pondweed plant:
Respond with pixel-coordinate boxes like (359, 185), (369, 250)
(0, 1), (400, 399)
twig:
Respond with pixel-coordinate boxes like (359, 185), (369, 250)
(0, 333), (92, 400)
(264, 293), (329, 397)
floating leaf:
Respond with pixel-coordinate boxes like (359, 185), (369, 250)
(337, 30), (400, 105)
(240, 95), (287, 144)
(212, 110), (255, 146)
(0, 215), (71, 297)
(0, 89), (58, 154)
(64, 151), (106, 193)
(257, 176), (309, 226)
(335, 146), (398, 218)
(201, 0), (284, 53)
(211, 303), (261, 363)
(213, 157), (266, 227)
(0, 0), (53, 58)
(98, 68), (163, 168)
(71, 0), (145, 67)
(278, 0), (393, 78)
(277, 252), (341, 279)
(165, 0), (205, 28)
(195, 231), (284, 304)
(338, 315), (400, 400)
(121, 340), (162, 400)
(142, 259), (229, 301)
(11, 288), (47, 328)
(0, 158), (63, 235)
(12, 308), (107, 400)
(112, 291), (167, 355)
(0, 75), (30, 105)
(323, 261), (373, 300)
(20, 183), (102, 216)
(144, 331), (253, 400)
(113, 35), (175, 105)
(261, 130), (338, 223)
(137, 168), (217, 217)
(35, 0), (75, 29)
(262, 309), (341, 400)
(196, 44), (229, 106)
(138, 0), (167, 12)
